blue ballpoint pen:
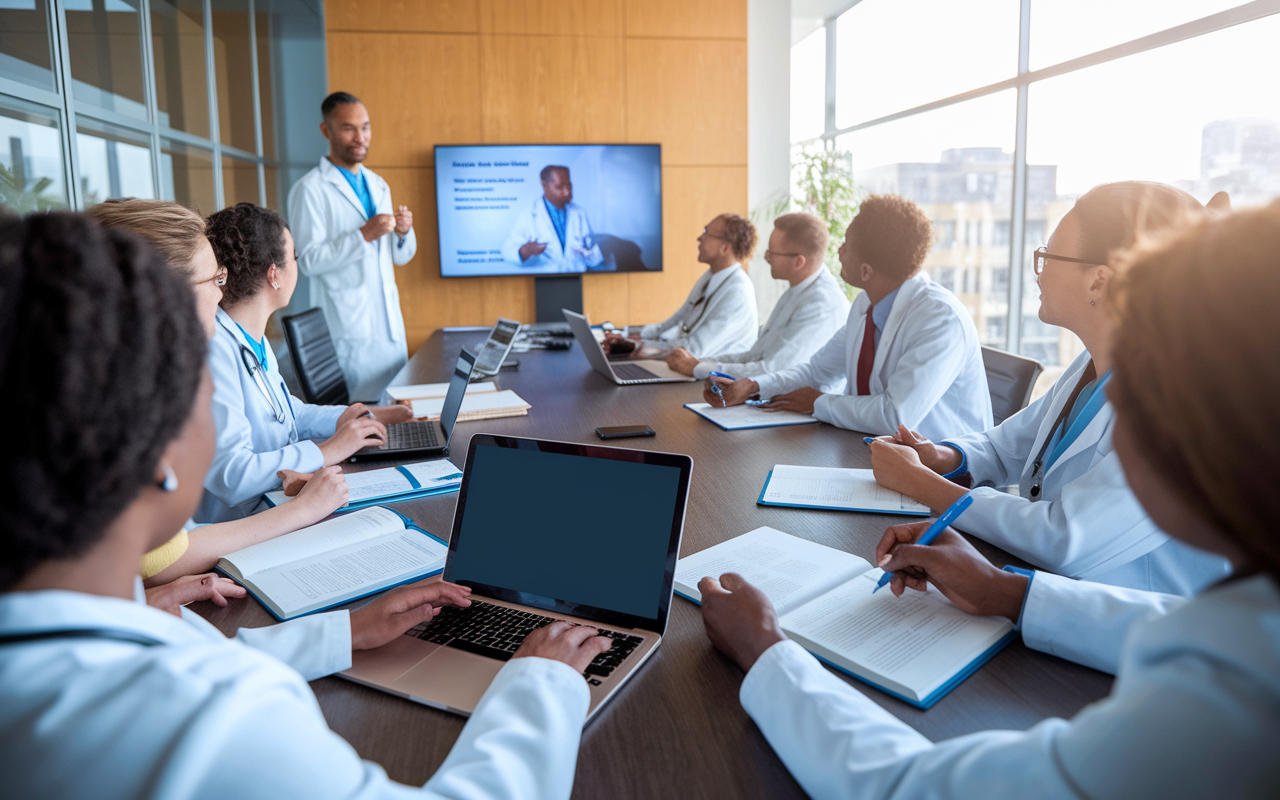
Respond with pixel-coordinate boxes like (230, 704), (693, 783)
(872, 494), (974, 594)
(708, 371), (736, 407)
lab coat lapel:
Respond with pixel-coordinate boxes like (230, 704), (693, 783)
(867, 273), (927, 388)
(319, 157), (371, 221)
(1018, 353), (1104, 478)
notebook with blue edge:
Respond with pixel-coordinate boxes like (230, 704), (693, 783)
(215, 506), (448, 621)
(683, 402), (820, 431)
(262, 463), (463, 513)
(674, 589), (1015, 709)
(757, 469), (932, 516)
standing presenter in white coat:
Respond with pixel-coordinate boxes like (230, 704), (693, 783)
(870, 182), (1231, 595)
(695, 202), (1280, 800)
(707, 195), (991, 441)
(288, 92), (417, 401)
(501, 165), (603, 271)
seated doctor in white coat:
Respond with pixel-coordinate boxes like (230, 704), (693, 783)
(501, 165), (604, 271)
(664, 212), (850, 383)
(707, 194), (991, 441)
(196, 203), (411, 524)
(288, 92), (417, 402)
(870, 182), (1231, 595)
(0, 211), (613, 800)
(603, 213), (759, 358)
(696, 201), (1280, 799)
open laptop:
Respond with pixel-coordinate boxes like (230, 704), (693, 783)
(350, 347), (477, 461)
(471, 318), (521, 377)
(562, 308), (697, 384)
(343, 434), (693, 721)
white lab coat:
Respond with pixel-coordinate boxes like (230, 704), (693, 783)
(639, 265), (759, 357)
(739, 571), (1280, 800)
(500, 197), (603, 271)
(196, 308), (344, 523)
(692, 268), (850, 388)
(941, 350), (1231, 595)
(0, 583), (591, 800)
(289, 158), (417, 401)
(754, 272), (992, 441)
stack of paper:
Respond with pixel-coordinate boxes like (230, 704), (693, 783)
(264, 459), (463, 512)
(410, 390), (531, 422)
(385, 381), (497, 401)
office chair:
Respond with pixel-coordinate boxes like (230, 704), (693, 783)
(982, 346), (1044, 425)
(281, 308), (351, 406)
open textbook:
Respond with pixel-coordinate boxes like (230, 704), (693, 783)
(216, 506), (448, 620)
(263, 460), (463, 512)
(674, 527), (1014, 708)
(684, 402), (819, 430)
(759, 465), (930, 516)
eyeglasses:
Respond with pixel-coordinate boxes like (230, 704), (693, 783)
(196, 266), (229, 287)
(701, 226), (727, 241)
(764, 249), (802, 260)
(1032, 247), (1102, 276)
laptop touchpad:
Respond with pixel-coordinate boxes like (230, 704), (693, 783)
(391, 647), (505, 715)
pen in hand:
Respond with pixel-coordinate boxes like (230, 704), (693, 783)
(872, 494), (974, 594)
(708, 371), (736, 408)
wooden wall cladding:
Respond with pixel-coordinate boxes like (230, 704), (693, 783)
(325, 0), (748, 354)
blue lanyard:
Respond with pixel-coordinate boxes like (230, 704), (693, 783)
(1043, 370), (1112, 472)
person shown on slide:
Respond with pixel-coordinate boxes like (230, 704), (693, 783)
(696, 199), (1280, 800)
(502, 165), (603, 271)
(869, 182), (1230, 595)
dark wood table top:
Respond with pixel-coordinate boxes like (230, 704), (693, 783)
(194, 329), (1113, 799)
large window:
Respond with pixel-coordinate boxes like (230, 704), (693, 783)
(794, 1), (1280, 389)
(0, 0), (326, 215)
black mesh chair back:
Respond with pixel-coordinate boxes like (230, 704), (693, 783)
(281, 308), (350, 406)
(982, 346), (1044, 425)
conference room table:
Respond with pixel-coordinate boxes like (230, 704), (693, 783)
(194, 328), (1114, 799)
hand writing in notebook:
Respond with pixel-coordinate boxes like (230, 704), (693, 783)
(698, 573), (787, 672)
(875, 523), (1027, 621)
(351, 579), (473, 651)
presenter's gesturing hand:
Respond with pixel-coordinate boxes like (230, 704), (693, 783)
(519, 240), (548, 261)
(361, 214), (397, 242)
(698, 573), (786, 672)
(394, 205), (413, 236)
(351, 579), (473, 651)
(513, 620), (613, 672)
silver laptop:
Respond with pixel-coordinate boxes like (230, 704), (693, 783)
(471, 318), (521, 377)
(350, 348), (477, 461)
(343, 434), (693, 721)
(562, 308), (697, 384)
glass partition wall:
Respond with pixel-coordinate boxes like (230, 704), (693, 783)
(794, 0), (1280, 389)
(0, 0), (326, 216)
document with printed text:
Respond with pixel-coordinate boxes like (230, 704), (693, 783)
(759, 465), (930, 515)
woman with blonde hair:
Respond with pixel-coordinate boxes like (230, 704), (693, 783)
(698, 199), (1280, 799)
(87, 199), (348, 609)
(870, 182), (1229, 594)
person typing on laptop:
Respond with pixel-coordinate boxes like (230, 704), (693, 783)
(0, 211), (613, 800)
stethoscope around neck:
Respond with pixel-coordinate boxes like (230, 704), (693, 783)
(218, 316), (292, 427)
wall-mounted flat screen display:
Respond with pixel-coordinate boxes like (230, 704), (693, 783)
(435, 144), (662, 277)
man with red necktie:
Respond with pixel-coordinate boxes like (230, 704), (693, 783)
(703, 195), (992, 442)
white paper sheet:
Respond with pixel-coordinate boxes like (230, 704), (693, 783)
(684, 402), (818, 430)
(762, 465), (930, 514)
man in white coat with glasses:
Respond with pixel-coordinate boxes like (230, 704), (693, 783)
(288, 92), (416, 402)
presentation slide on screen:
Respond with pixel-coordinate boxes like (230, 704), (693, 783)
(435, 144), (662, 277)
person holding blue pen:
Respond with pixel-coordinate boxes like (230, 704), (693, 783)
(197, 204), (412, 523)
(696, 202), (1280, 798)
(872, 494), (972, 593)
(869, 183), (1231, 596)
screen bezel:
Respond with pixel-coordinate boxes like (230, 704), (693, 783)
(443, 434), (692, 633)
(433, 143), (663, 279)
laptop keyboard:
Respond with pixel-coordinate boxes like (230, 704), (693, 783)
(379, 421), (439, 450)
(612, 362), (660, 382)
(408, 600), (644, 681)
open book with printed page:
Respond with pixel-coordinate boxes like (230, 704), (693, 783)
(215, 506), (448, 621)
(262, 460), (463, 512)
(674, 526), (1015, 708)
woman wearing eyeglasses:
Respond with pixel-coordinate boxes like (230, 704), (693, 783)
(197, 203), (411, 524)
(869, 182), (1230, 595)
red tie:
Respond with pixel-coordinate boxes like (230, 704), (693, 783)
(856, 304), (876, 395)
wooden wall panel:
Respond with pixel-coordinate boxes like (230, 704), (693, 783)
(326, 0), (747, 339)
(478, 0), (622, 36)
(325, 0), (477, 33)
(629, 164), (748, 323)
(624, 0), (747, 40)
(326, 32), (482, 169)
(625, 38), (748, 166)
(479, 35), (625, 143)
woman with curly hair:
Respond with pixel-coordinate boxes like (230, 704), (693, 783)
(197, 203), (410, 523)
